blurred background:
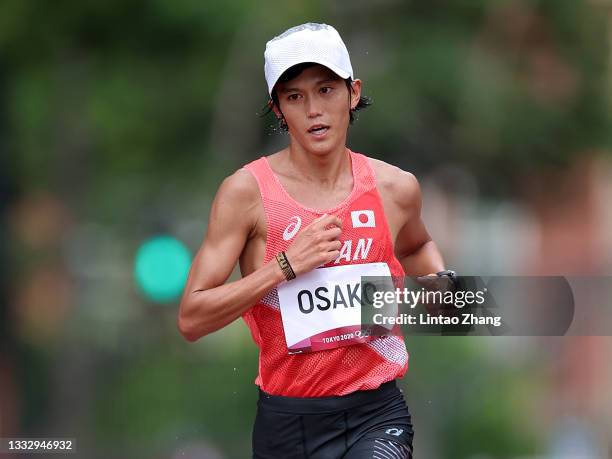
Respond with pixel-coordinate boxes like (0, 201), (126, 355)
(1, 0), (612, 457)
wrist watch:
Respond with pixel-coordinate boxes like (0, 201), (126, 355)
(436, 270), (458, 291)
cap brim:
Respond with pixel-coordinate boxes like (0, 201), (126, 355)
(268, 59), (352, 96)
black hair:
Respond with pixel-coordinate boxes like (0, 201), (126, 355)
(261, 62), (372, 132)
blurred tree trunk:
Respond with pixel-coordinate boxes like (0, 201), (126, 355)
(207, 14), (271, 169)
(521, 154), (605, 275)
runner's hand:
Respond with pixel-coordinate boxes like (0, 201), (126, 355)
(285, 213), (342, 276)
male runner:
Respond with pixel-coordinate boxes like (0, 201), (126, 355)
(178, 23), (447, 458)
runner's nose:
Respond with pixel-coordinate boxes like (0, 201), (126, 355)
(306, 96), (323, 118)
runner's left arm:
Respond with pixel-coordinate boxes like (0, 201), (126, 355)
(393, 172), (445, 276)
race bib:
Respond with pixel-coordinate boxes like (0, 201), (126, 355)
(277, 262), (394, 354)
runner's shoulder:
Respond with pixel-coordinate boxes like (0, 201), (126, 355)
(218, 167), (258, 196)
(215, 167), (261, 216)
(366, 156), (421, 208)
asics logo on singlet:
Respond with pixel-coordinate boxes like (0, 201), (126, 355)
(385, 428), (404, 436)
(351, 210), (375, 228)
(283, 216), (302, 240)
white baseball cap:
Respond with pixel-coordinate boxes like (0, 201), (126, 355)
(264, 23), (354, 96)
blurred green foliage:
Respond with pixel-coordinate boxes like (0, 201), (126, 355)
(2, 0), (610, 200)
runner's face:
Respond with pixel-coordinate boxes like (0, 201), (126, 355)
(274, 65), (361, 155)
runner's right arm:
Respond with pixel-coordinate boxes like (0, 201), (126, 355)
(178, 169), (342, 342)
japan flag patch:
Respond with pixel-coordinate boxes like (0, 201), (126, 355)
(351, 210), (375, 228)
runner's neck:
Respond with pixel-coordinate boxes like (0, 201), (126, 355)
(285, 146), (352, 188)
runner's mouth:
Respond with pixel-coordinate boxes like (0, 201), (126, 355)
(308, 125), (330, 136)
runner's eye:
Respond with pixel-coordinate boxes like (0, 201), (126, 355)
(287, 94), (301, 101)
(320, 87), (333, 94)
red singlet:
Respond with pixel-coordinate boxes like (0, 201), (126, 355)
(242, 149), (409, 397)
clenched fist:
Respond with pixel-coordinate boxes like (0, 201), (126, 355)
(285, 213), (343, 276)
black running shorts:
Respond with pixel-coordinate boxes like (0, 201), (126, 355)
(252, 379), (414, 458)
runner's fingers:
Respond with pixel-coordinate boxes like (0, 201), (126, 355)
(311, 214), (342, 231)
(311, 213), (331, 229)
(328, 240), (342, 252)
(324, 215), (343, 229)
(321, 227), (342, 241)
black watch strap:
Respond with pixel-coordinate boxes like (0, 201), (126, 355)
(436, 270), (458, 290)
(436, 270), (456, 279)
